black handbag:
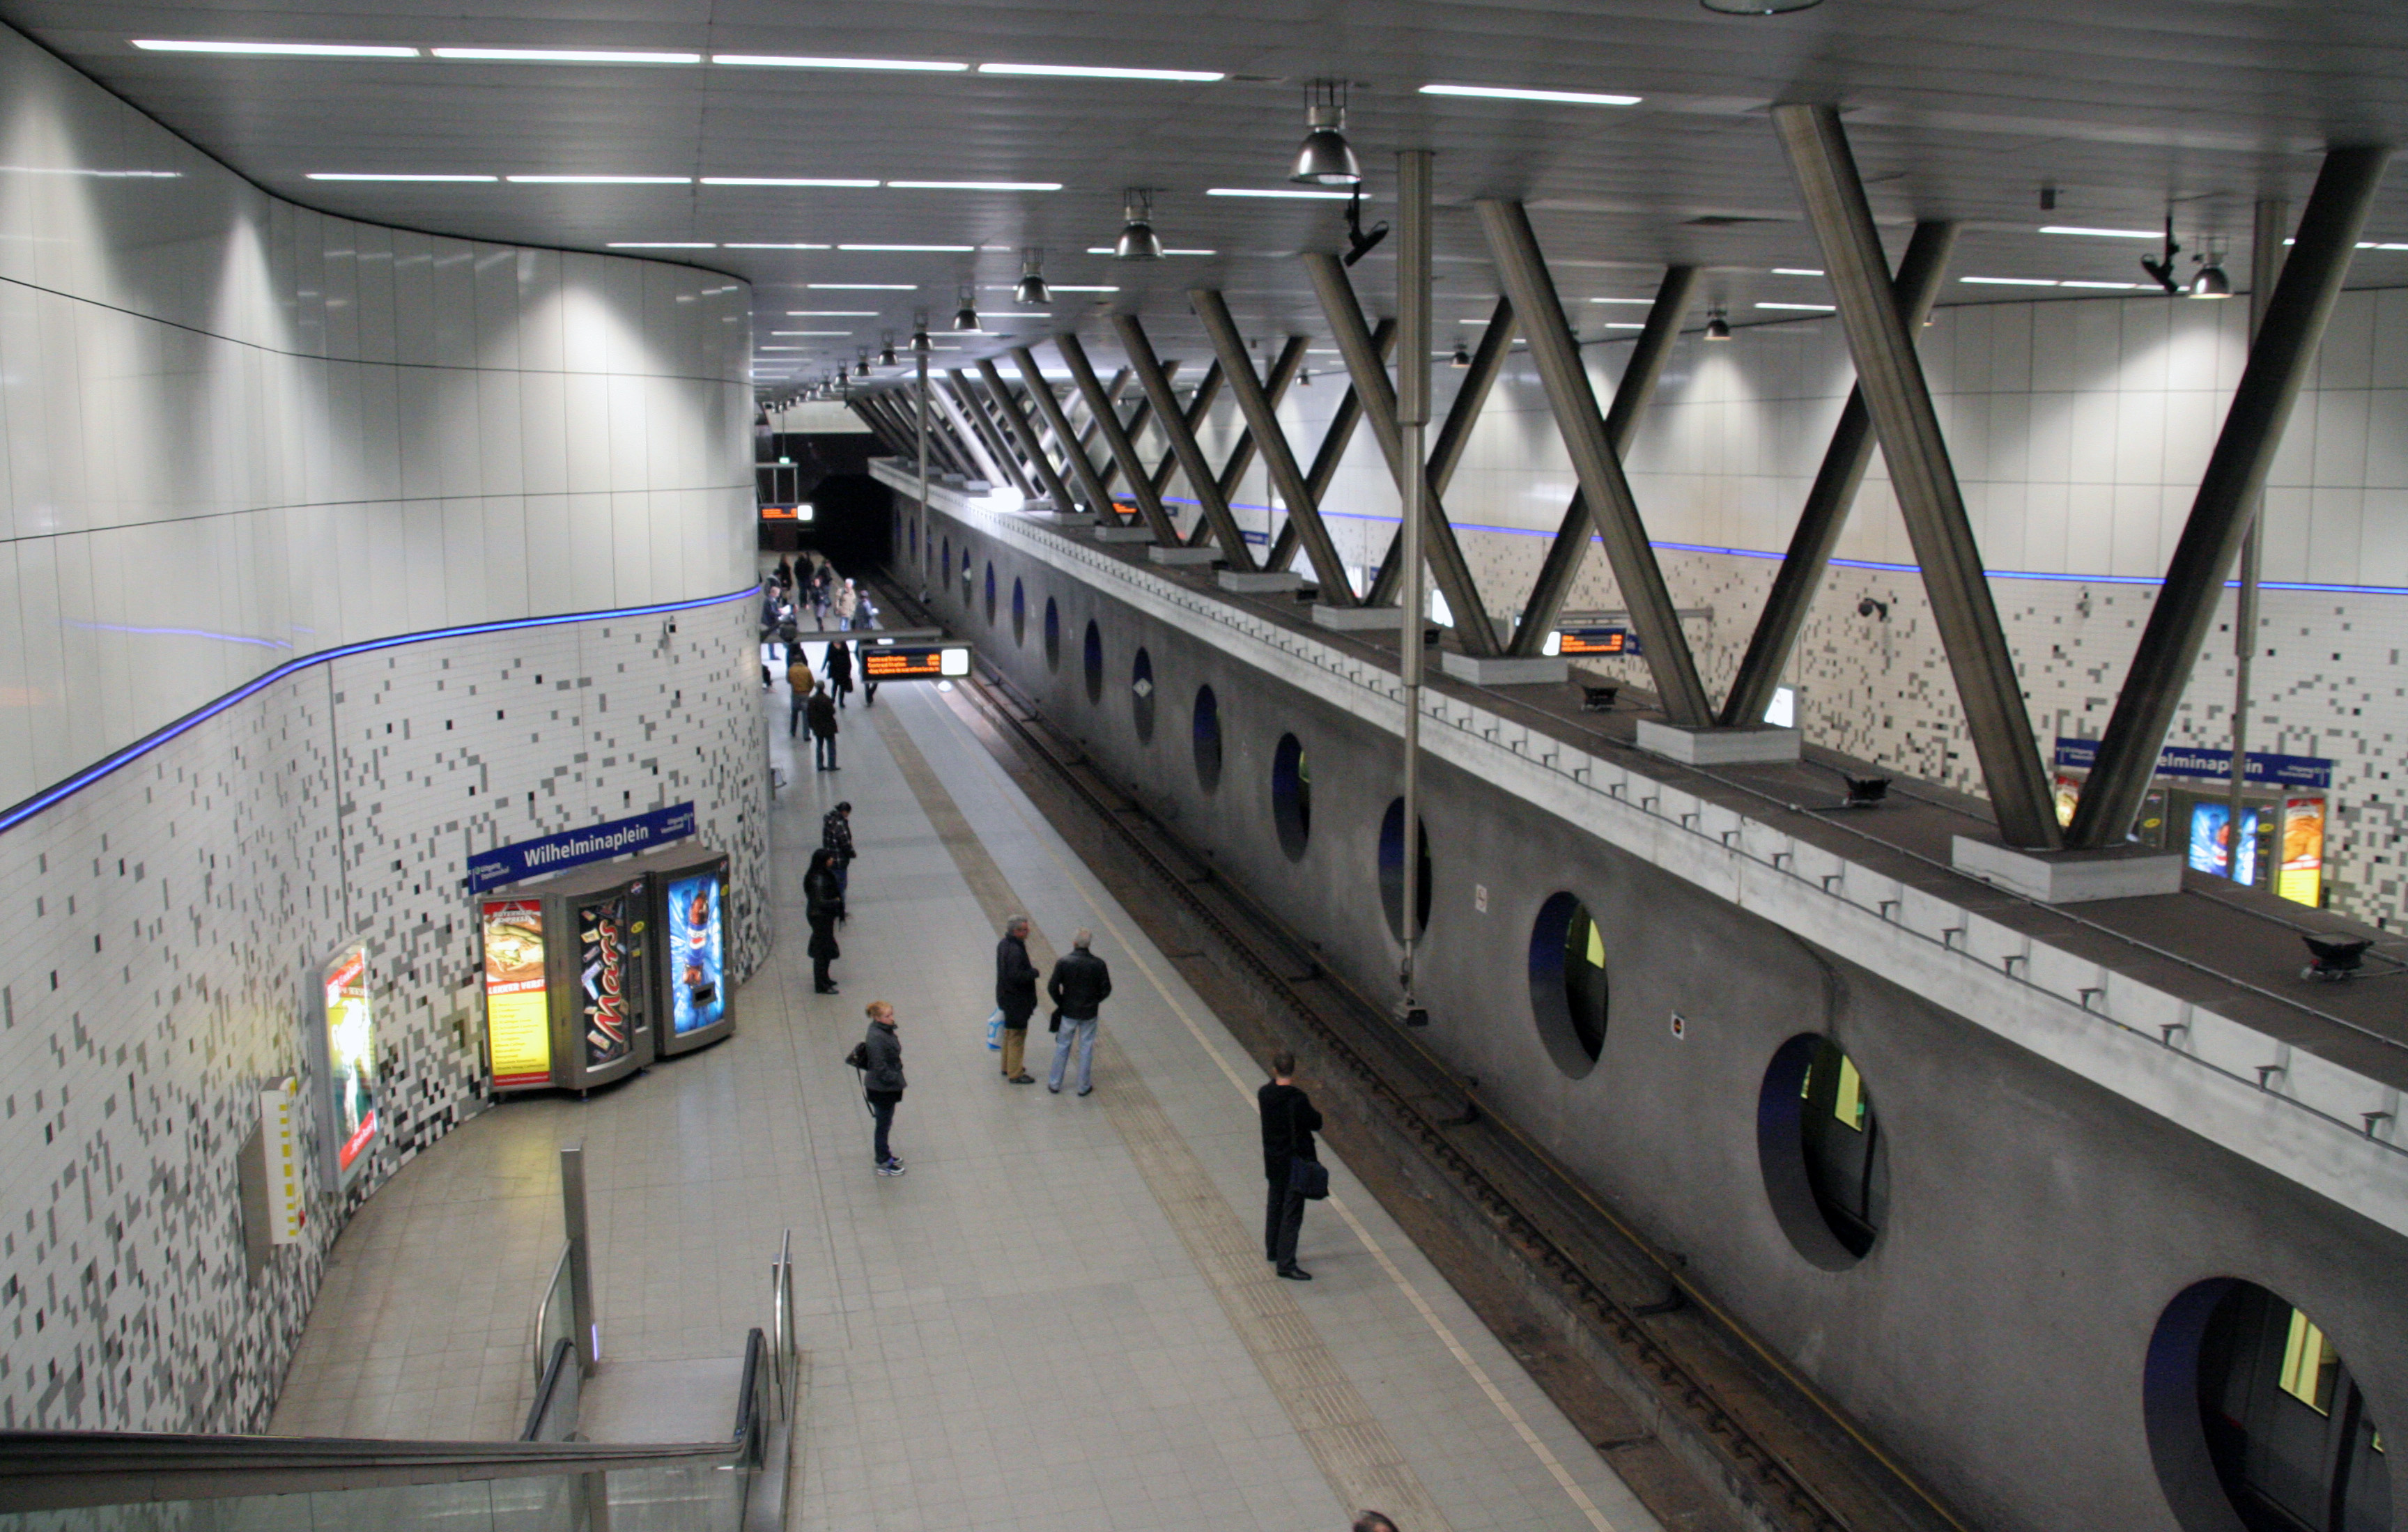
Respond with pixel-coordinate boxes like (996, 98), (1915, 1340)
(1285, 1097), (1329, 1199)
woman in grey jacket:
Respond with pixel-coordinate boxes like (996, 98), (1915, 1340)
(862, 1002), (906, 1175)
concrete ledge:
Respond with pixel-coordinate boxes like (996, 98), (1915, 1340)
(1951, 837), (2185, 904)
(1147, 546), (1220, 566)
(1218, 570), (1307, 593)
(1090, 525), (1155, 542)
(1312, 603), (1402, 630)
(1037, 509), (1093, 527)
(1634, 720), (1802, 764)
(1440, 652), (1570, 686)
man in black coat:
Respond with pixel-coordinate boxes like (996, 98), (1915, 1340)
(994, 915), (1040, 1084)
(1258, 1050), (1322, 1280)
(806, 686), (839, 771)
(804, 848), (844, 993)
(1044, 929), (1112, 1097)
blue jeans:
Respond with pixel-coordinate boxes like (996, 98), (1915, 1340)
(1049, 1016), (1097, 1092)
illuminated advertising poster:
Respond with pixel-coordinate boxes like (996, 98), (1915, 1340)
(482, 899), (553, 1088)
(667, 872), (726, 1035)
(576, 892), (635, 1069)
(2280, 798), (2326, 907)
(2186, 803), (2260, 884)
(322, 944), (378, 1181)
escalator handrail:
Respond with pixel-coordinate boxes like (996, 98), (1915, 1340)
(0, 1328), (771, 1515)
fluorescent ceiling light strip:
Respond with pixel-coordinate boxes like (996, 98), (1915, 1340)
(702, 176), (879, 187)
(309, 172), (496, 181)
(773, 330), (854, 335)
(608, 242), (714, 248)
(838, 242), (975, 252)
(1419, 82), (1639, 107)
(2040, 224), (2160, 239)
(1770, 267), (1824, 276)
(810, 282), (918, 289)
(1604, 322), (1644, 329)
(1755, 302), (1835, 310)
(1587, 296), (1653, 304)
(1207, 187), (1356, 201)
(884, 180), (1062, 192)
(787, 310), (878, 316)
(1961, 276), (2058, 286)
(507, 174), (690, 184)
(431, 47), (700, 64)
(978, 61), (1222, 82)
(2059, 280), (2142, 289)
(725, 242), (831, 249)
(982, 285), (1118, 293)
(710, 53), (965, 72)
(132, 39), (420, 57)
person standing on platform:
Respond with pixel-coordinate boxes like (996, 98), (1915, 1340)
(834, 577), (860, 630)
(805, 847), (844, 993)
(787, 660), (815, 739)
(994, 915), (1040, 1084)
(1044, 930), (1112, 1097)
(775, 554), (794, 591)
(824, 639), (854, 709)
(1259, 1051), (1322, 1281)
(821, 800), (856, 908)
(807, 682), (839, 771)
(860, 1001), (906, 1175)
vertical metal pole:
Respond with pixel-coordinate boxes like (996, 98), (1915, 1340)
(916, 346), (932, 583)
(2223, 199), (2285, 883)
(559, 1144), (598, 1375)
(1397, 150), (1430, 1011)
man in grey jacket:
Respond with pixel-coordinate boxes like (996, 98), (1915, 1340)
(1044, 930), (1112, 1097)
(861, 1002), (906, 1175)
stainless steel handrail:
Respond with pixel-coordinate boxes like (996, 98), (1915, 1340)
(530, 1241), (571, 1383)
(769, 1229), (794, 1409)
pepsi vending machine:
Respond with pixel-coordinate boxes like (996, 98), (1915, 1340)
(631, 844), (736, 1057)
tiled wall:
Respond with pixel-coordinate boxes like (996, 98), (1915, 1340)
(0, 593), (770, 1433)
(1159, 284), (2407, 928)
(0, 22), (756, 813)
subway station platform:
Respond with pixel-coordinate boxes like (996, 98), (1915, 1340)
(268, 674), (1657, 1532)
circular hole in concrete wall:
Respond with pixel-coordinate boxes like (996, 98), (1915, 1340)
(2146, 1278), (2391, 1532)
(1271, 733), (1311, 860)
(1012, 578), (1026, 647)
(1193, 686), (1222, 793)
(908, 520), (918, 558)
(1527, 892), (1607, 1078)
(1083, 619), (1104, 704)
(1378, 798), (1433, 941)
(1044, 597), (1061, 672)
(1131, 647), (1156, 743)
(941, 538), (951, 598)
(960, 546), (973, 595)
(984, 561), (997, 625)
(1757, 1034), (1888, 1269)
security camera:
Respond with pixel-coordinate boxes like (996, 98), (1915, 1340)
(1857, 597), (1889, 621)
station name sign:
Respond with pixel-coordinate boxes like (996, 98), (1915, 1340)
(468, 802), (697, 892)
(2051, 738), (2332, 791)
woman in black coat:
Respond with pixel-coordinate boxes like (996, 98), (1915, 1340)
(805, 847), (846, 993)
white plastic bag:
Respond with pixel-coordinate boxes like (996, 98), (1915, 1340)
(985, 1008), (1004, 1051)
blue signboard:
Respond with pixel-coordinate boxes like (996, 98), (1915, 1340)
(468, 803), (696, 892)
(2051, 738), (2331, 791)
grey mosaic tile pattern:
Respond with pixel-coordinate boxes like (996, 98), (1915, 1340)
(0, 596), (769, 1433)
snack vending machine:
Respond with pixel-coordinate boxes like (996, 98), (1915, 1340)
(477, 861), (656, 1094)
(631, 844), (736, 1058)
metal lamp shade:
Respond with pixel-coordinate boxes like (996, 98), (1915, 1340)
(1291, 104), (1360, 186)
(1014, 272), (1051, 304)
(1115, 219), (1164, 261)
(953, 305), (981, 331)
(2188, 263), (2233, 299)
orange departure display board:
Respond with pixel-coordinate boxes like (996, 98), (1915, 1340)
(1558, 627), (1640, 656)
(860, 644), (970, 680)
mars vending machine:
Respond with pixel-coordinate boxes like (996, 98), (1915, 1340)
(631, 844), (736, 1057)
(477, 861), (657, 1094)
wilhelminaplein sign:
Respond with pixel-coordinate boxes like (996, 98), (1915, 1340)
(467, 803), (696, 892)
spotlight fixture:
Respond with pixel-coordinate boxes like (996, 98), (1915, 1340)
(1114, 188), (1165, 261)
(911, 311), (932, 353)
(1341, 185), (1389, 267)
(2300, 934), (2375, 983)
(953, 284), (982, 330)
(1290, 80), (1362, 187)
(1014, 249), (1051, 304)
(2139, 215), (2185, 295)
(880, 333), (898, 366)
(1450, 341), (1471, 369)
(855, 349), (871, 379)
(1839, 774), (1892, 810)
(2188, 239), (2232, 300)
(1703, 305), (1732, 341)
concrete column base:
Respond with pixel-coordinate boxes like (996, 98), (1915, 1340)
(1951, 837), (2184, 904)
(1312, 603), (1402, 630)
(1090, 525), (1155, 542)
(1440, 651), (1570, 686)
(1218, 570), (1307, 593)
(1147, 546), (1220, 566)
(1635, 720), (1802, 764)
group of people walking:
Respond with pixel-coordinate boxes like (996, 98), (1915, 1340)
(788, 639), (867, 770)
(770, 552), (868, 630)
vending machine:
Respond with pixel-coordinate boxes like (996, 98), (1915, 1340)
(477, 862), (657, 1095)
(631, 844), (736, 1058)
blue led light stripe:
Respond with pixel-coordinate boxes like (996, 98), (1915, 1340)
(0, 585), (759, 837)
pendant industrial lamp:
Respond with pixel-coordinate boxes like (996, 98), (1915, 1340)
(854, 348), (871, 379)
(880, 334), (898, 366)
(1114, 188), (1164, 261)
(2188, 238), (2232, 299)
(1014, 249), (1051, 304)
(1450, 341), (1470, 369)
(910, 312), (931, 353)
(1291, 80), (1361, 187)
(953, 284), (982, 330)
(1704, 305), (1733, 341)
